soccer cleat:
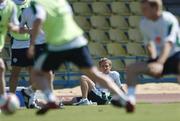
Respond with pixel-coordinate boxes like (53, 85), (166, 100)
(110, 95), (135, 113)
(21, 89), (31, 108)
(36, 102), (61, 115)
(125, 100), (135, 113)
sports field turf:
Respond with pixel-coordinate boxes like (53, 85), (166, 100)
(1, 103), (180, 121)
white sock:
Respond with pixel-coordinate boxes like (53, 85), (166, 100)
(43, 89), (56, 102)
(127, 86), (136, 98)
(82, 98), (88, 101)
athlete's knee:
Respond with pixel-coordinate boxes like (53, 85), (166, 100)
(80, 75), (89, 81)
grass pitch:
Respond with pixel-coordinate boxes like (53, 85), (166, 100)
(1, 103), (180, 121)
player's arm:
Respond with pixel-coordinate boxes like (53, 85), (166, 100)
(157, 19), (178, 64)
(27, 3), (46, 58)
(8, 6), (20, 33)
(146, 41), (157, 59)
(113, 72), (126, 93)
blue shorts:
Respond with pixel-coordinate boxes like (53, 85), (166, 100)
(11, 48), (34, 67)
(34, 46), (93, 71)
(147, 51), (180, 75)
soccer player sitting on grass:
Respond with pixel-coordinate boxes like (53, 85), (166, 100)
(75, 58), (125, 105)
(120, 0), (180, 112)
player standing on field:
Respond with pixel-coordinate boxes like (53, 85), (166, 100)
(0, 0), (19, 110)
(9, 0), (31, 93)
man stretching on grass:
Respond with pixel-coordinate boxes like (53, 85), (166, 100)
(75, 58), (125, 105)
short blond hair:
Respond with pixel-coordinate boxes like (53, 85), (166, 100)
(141, 0), (162, 10)
(98, 57), (112, 67)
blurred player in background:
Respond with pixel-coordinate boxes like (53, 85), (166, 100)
(0, 0), (19, 110)
(9, 0), (31, 93)
(123, 0), (180, 112)
(75, 58), (125, 105)
(27, 0), (129, 114)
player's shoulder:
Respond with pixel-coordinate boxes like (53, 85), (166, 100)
(109, 71), (120, 76)
(162, 11), (178, 23)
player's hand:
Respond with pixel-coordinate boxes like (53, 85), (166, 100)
(27, 45), (35, 59)
(148, 62), (164, 78)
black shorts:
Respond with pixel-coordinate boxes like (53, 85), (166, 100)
(87, 90), (111, 105)
(35, 43), (46, 60)
(34, 46), (93, 71)
(11, 48), (34, 67)
(147, 51), (180, 75)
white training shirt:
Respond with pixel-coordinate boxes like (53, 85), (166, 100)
(11, 5), (46, 49)
(140, 11), (180, 57)
(94, 71), (122, 94)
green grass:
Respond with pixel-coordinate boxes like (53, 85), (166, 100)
(1, 103), (180, 121)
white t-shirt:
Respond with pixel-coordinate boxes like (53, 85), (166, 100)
(11, 6), (46, 49)
(94, 71), (122, 94)
(140, 11), (180, 57)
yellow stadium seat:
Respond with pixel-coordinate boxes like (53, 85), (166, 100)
(129, 2), (142, 15)
(126, 43), (146, 56)
(128, 16), (141, 28)
(128, 28), (142, 42)
(74, 16), (91, 30)
(111, 59), (125, 71)
(110, 16), (129, 29)
(111, 2), (130, 15)
(92, 2), (111, 15)
(89, 29), (109, 43)
(90, 16), (110, 30)
(106, 43), (127, 56)
(72, 2), (92, 15)
(88, 42), (108, 57)
(109, 29), (128, 43)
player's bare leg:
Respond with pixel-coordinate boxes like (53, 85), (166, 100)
(0, 59), (6, 95)
(9, 66), (22, 93)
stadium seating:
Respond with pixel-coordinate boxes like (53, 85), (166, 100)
(108, 29), (128, 43)
(74, 16), (91, 30)
(90, 16), (110, 29)
(111, 59), (125, 71)
(91, 2), (111, 15)
(128, 28), (142, 42)
(72, 2), (92, 15)
(109, 15), (129, 29)
(88, 42), (108, 57)
(89, 29), (109, 43)
(111, 2), (130, 15)
(128, 16), (141, 28)
(126, 43), (146, 56)
(106, 43), (127, 56)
